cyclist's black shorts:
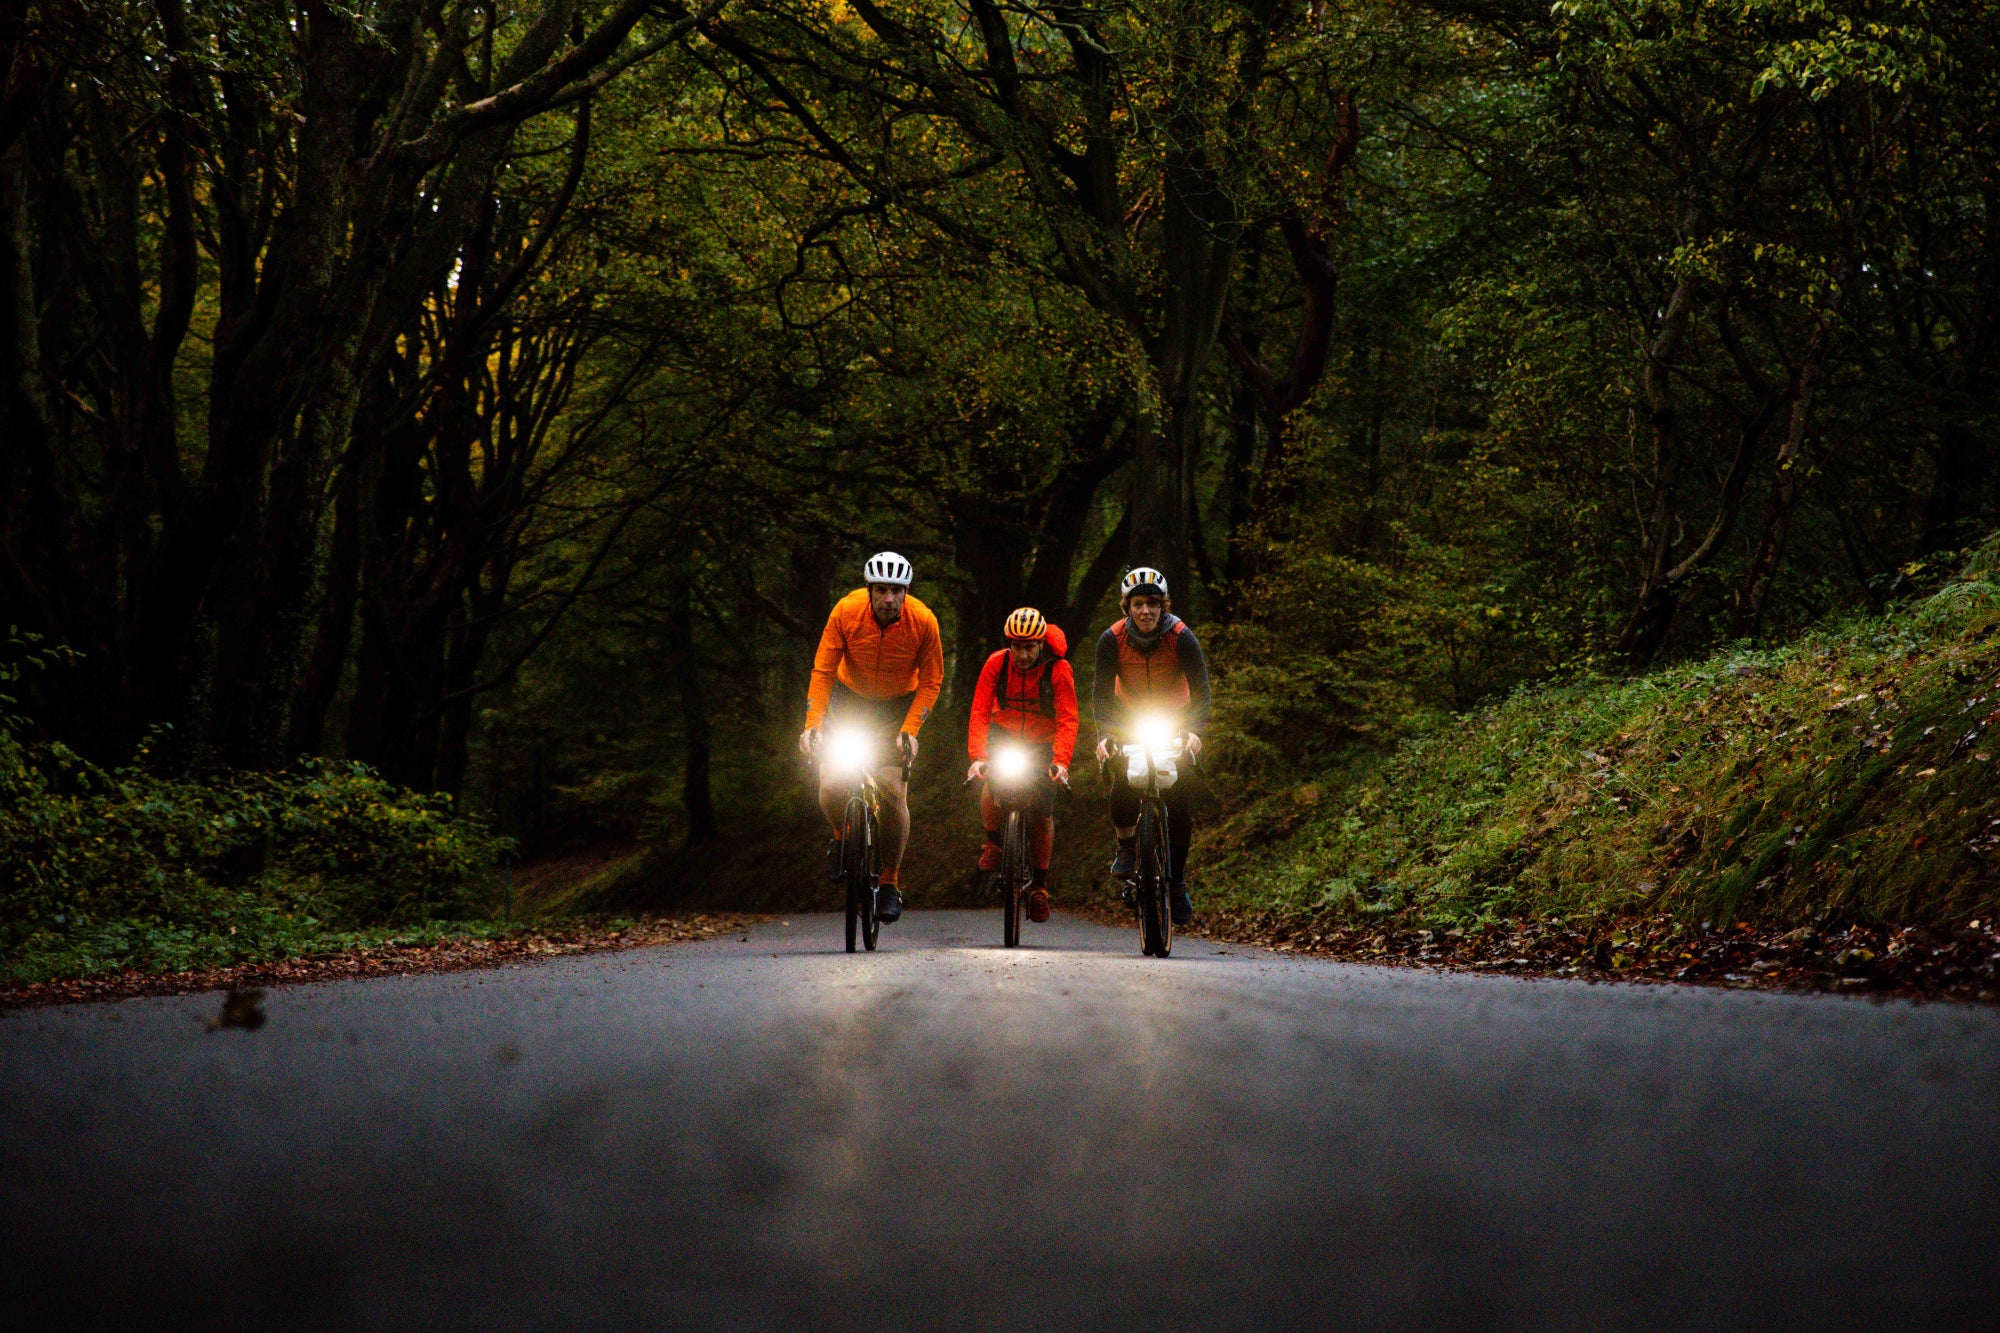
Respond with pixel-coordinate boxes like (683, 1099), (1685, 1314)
(826, 682), (916, 745)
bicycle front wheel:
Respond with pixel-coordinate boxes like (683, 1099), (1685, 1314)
(843, 796), (867, 953)
(861, 805), (881, 952)
(1001, 810), (1024, 948)
(1136, 803), (1172, 957)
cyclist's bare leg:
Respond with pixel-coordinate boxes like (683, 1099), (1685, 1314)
(816, 773), (849, 836)
(876, 764), (910, 874)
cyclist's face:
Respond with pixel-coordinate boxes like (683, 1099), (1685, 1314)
(1126, 594), (1164, 633)
(1008, 639), (1043, 671)
(868, 582), (906, 623)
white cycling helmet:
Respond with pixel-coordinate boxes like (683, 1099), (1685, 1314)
(1121, 566), (1168, 600)
(863, 551), (914, 587)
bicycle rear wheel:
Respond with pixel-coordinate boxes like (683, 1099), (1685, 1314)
(1137, 803), (1172, 957)
(1001, 810), (1024, 947)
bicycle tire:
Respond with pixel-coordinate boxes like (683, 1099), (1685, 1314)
(860, 803), (880, 952)
(843, 796), (866, 953)
(1137, 803), (1172, 957)
(1001, 810), (1023, 948)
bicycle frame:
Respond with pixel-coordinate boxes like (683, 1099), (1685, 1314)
(835, 769), (884, 953)
(1111, 728), (1186, 958)
(981, 744), (1059, 947)
(816, 729), (911, 954)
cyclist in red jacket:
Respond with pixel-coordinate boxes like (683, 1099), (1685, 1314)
(965, 607), (1079, 923)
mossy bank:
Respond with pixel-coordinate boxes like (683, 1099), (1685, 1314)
(1195, 544), (2000, 984)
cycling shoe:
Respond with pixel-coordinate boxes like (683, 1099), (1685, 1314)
(1109, 846), (1135, 879)
(1027, 887), (1051, 923)
(1170, 882), (1193, 926)
(825, 837), (844, 882)
(875, 883), (904, 924)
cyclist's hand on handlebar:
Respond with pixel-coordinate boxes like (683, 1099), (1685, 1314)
(799, 726), (821, 758)
(1050, 763), (1071, 787)
(898, 731), (918, 763)
(1185, 732), (1204, 758)
(1094, 736), (1114, 764)
(966, 760), (987, 783)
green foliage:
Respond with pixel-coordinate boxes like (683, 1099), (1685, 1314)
(1203, 537), (2000, 933)
(12, 0), (1995, 914)
(0, 737), (511, 983)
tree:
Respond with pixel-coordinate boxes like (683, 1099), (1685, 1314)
(0, 0), (717, 765)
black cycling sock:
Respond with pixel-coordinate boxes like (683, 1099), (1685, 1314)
(1117, 835), (1136, 853)
(1031, 869), (1048, 888)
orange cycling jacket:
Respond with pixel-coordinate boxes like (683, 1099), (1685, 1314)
(805, 588), (945, 735)
(967, 624), (1079, 767)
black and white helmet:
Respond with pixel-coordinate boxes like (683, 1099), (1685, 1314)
(863, 551), (914, 587)
(1121, 566), (1167, 600)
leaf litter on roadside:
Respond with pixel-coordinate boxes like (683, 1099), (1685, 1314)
(3, 914), (764, 1010)
(1176, 907), (2000, 1003)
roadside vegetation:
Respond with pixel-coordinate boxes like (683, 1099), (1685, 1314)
(1188, 543), (2000, 994)
(0, 720), (513, 986)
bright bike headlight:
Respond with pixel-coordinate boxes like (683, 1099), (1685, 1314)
(825, 727), (875, 776)
(992, 746), (1031, 782)
(1134, 715), (1177, 752)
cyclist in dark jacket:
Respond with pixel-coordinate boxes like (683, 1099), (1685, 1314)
(1091, 566), (1211, 925)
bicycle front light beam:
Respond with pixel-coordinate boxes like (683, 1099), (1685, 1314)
(1133, 715), (1177, 752)
(1123, 714), (1184, 788)
(994, 745), (1034, 781)
(825, 727), (876, 776)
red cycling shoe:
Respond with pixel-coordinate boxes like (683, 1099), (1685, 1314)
(977, 840), (1001, 872)
(1027, 887), (1051, 923)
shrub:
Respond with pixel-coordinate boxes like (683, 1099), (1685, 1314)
(0, 732), (510, 981)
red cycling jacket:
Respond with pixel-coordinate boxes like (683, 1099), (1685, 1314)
(967, 624), (1079, 767)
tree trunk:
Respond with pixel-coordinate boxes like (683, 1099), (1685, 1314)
(1729, 283), (1848, 640)
(1063, 504), (1131, 644)
(0, 138), (73, 642)
(1614, 277), (1696, 663)
(1023, 426), (1127, 629)
(1219, 370), (1263, 612)
(781, 539), (836, 729)
(948, 503), (1029, 715)
(285, 451), (365, 758)
(1921, 419), (1996, 555)
(669, 579), (718, 845)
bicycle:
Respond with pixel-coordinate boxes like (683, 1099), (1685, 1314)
(1102, 716), (1190, 958)
(970, 743), (1066, 947)
(815, 726), (911, 953)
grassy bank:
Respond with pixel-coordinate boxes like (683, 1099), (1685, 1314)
(1195, 545), (2000, 959)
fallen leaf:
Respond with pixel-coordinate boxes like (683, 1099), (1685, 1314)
(207, 989), (266, 1032)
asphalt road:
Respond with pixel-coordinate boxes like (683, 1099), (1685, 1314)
(4, 911), (1997, 1331)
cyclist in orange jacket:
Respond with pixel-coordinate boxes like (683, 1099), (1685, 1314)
(965, 608), (1079, 923)
(799, 551), (944, 924)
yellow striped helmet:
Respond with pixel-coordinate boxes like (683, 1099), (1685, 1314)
(1003, 607), (1047, 641)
